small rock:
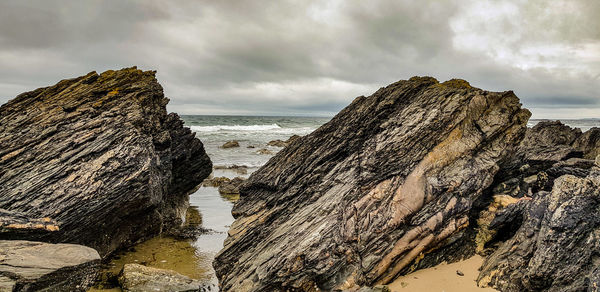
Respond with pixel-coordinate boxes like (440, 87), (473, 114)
(267, 139), (287, 147)
(456, 270), (464, 276)
(256, 148), (273, 155)
(119, 264), (202, 292)
(218, 177), (247, 195)
(213, 164), (248, 175)
(247, 145), (256, 149)
(267, 135), (302, 148)
(202, 176), (231, 187)
(221, 140), (240, 148)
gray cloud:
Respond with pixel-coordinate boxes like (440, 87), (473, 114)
(0, 0), (598, 118)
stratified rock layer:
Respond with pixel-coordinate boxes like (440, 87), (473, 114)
(0, 67), (212, 256)
(214, 77), (530, 291)
(0, 240), (101, 291)
(478, 161), (600, 291)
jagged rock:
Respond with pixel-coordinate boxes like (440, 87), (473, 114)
(221, 140), (240, 149)
(119, 264), (203, 292)
(497, 121), (582, 182)
(573, 127), (600, 159)
(0, 240), (100, 291)
(520, 121), (582, 163)
(214, 77), (530, 291)
(478, 169), (600, 291)
(0, 67), (212, 257)
(480, 121), (588, 211)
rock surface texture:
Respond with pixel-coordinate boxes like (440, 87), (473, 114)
(119, 264), (204, 292)
(0, 67), (212, 257)
(478, 160), (600, 291)
(214, 77), (530, 291)
(0, 240), (101, 291)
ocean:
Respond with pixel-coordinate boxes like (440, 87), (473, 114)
(528, 118), (600, 132)
(182, 115), (331, 169)
(96, 115), (598, 290)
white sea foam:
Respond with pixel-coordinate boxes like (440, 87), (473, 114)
(190, 124), (282, 132)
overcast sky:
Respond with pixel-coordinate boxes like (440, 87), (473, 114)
(0, 0), (598, 118)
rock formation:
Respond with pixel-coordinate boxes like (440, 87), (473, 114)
(0, 67), (212, 257)
(478, 159), (600, 291)
(574, 127), (600, 159)
(0, 240), (100, 291)
(214, 77), (530, 291)
(472, 122), (598, 253)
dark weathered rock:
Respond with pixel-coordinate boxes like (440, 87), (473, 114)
(573, 127), (600, 159)
(221, 140), (240, 149)
(0, 67), (212, 257)
(214, 77), (530, 291)
(119, 264), (203, 292)
(478, 164), (600, 291)
(0, 240), (100, 291)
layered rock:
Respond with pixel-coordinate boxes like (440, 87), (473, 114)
(0, 67), (212, 257)
(0, 240), (100, 291)
(214, 77), (530, 291)
(478, 159), (600, 291)
(573, 127), (600, 159)
(472, 122), (598, 252)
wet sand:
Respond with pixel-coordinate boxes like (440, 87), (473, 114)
(388, 255), (497, 292)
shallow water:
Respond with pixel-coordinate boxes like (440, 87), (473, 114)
(92, 116), (326, 290)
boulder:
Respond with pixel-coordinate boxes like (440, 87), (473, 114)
(478, 166), (600, 291)
(0, 67), (212, 257)
(221, 140), (240, 149)
(573, 127), (600, 159)
(119, 264), (203, 292)
(0, 240), (100, 291)
(214, 77), (530, 291)
(498, 120), (583, 182)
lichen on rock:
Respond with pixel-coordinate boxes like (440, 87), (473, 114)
(214, 76), (530, 291)
(0, 67), (212, 257)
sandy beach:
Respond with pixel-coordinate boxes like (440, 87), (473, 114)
(388, 256), (497, 292)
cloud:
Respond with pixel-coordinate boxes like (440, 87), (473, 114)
(0, 0), (598, 118)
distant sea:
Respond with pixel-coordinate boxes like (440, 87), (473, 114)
(181, 116), (600, 169)
(528, 118), (600, 132)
